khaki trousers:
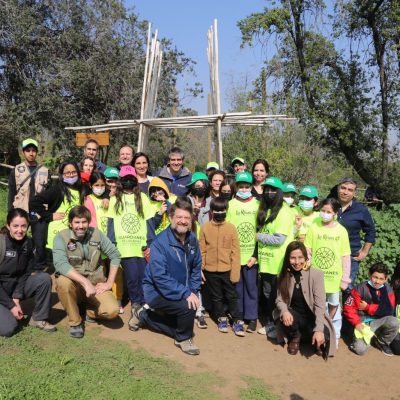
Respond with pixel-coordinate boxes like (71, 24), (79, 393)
(56, 275), (119, 326)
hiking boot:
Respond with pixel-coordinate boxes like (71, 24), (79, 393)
(196, 315), (208, 329)
(218, 317), (228, 333)
(266, 322), (277, 340)
(232, 320), (245, 337)
(29, 318), (57, 333)
(128, 304), (145, 331)
(174, 338), (200, 355)
(246, 320), (257, 333)
(69, 324), (84, 338)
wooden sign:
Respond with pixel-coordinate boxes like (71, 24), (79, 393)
(75, 132), (110, 147)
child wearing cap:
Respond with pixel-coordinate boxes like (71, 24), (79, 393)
(107, 165), (154, 326)
(104, 167), (120, 197)
(231, 157), (246, 173)
(295, 185), (319, 242)
(282, 183), (298, 207)
(226, 171), (259, 334)
(255, 176), (295, 339)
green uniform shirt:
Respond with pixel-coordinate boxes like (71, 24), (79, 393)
(89, 194), (109, 234)
(304, 220), (351, 293)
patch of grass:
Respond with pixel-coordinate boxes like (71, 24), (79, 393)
(240, 376), (280, 400)
(0, 326), (220, 400)
(0, 187), (7, 226)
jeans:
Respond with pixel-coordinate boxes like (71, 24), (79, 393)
(349, 257), (360, 289)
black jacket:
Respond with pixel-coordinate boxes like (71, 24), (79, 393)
(0, 234), (35, 309)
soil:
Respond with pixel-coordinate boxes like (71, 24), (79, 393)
(50, 297), (399, 400)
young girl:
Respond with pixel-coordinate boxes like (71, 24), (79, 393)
(295, 185), (319, 242)
(219, 176), (235, 201)
(282, 183), (298, 207)
(187, 172), (212, 226)
(226, 171), (259, 333)
(256, 176), (295, 338)
(305, 197), (351, 347)
(107, 165), (154, 328)
(104, 167), (119, 197)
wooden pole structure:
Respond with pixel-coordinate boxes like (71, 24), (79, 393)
(207, 94), (212, 162)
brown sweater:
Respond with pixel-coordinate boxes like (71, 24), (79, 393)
(199, 220), (241, 283)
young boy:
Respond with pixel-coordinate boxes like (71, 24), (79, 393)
(199, 197), (244, 336)
(343, 263), (399, 356)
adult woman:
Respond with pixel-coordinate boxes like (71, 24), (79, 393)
(30, 161), (84, 251)
(133, 152), (153, 194)
(251, 159), (269, 200)
(0, 209), (55, 337)
(80, 156), (96, 184)
(209, 170), (225, 198)
(274, 241), (335, 357)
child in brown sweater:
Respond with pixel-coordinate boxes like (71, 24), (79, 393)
(199, 197), (244, 336)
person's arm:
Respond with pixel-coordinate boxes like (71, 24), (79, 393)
(199, 226), (206, 270)
(230, 228), (241, 283)
(189, 240), (202, 294)
(107, 218), (116, 244)
(341, 255), (351, 290)
(0, 283), (16, 309)
(12, 241), (35, 300)
(146, 218), (156, 247)
(343, 288), (362, 327)
(29, 185), (59, 222)
(311, 270), (327, 333)
(355, 208), (376, 261)
(275, 284), (289, 316)
(52, 234), (74, 275)
(65, 269), (96, 298)
(256, 232), (287, 245)
(7, 169), (16, 211)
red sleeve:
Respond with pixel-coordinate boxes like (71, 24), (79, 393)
(389, 292), (396, 309)
(343, 288), (362, 326)
(364, 303), (378, 315)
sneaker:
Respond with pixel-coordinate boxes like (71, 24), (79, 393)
(29, 318), (57, 333)
(197, 315), (208, 329)
(174, 338), (200, 355)
(69, 324), (84, 338)
(218, 317), (228, 333)
(128, 305), (144, 332)
(258, 326), (266, 335)
(117, 300), (124, 314)
(233, 320), (245, 337)
(85, 315), (97, 324)
(373, 337), (394, 356)
(246, 320), (257, 333)
(266, 322), (277, 340)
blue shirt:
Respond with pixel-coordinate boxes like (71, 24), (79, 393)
(338, 200), (376, 255)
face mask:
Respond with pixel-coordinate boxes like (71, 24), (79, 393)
(236, 191), (252, 200)
(299, 199), (314, 211)
(121, 179), (136, 190)
(320, 211), (334, 223)
(368, 280), (384, 290)
(220, 192), (232, 201)
(92, 187), (105, 197)
(283, 197), (294, 205)
(63, 177), (78, 185)
(213, 212), (226, 222)
(192, 187), (206, 197)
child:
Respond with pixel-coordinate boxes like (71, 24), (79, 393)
(104, 167), (119, 197)
(199, 197), (244, 336)
(305, 197), (351, 347)
(282, 182), (298, 207)
(344, 263), (399, 356)
(295, 185), (319, 242)
(226, 171), (259, 333)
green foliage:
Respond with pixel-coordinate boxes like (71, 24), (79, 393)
(0, 187), (7, 227)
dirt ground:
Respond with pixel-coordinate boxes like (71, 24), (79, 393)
(49, 297), (399, 400)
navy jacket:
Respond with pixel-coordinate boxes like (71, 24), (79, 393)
(338, 200), (376, 255)
(155, 165), (191, 197)
(143, 227), (201, 305)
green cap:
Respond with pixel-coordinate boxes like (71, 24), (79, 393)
(104, 167), (119, 179)
(235, 171), (253, 184)
(231, 157), (245, 166)
(262, 176), (283, 190)
(186, 171), (209, 187)
(300, 185), (319, 198)
(22, 138), (39, 150)
(282, 182), (298, 194)
(206, 162), (219, 171)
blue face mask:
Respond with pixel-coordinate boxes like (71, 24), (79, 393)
(236, 191), (252, 200)
(368, 280), (384, 289)
(299, 199), (314, 211)
(63, 177), (78, 185)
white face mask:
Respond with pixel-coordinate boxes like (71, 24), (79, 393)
(92, 187), (105, 196)
(320, 211), (334, 223)
(283, 197), (294, 205)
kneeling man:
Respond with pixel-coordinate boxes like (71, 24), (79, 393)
(53, 206), (121, 338)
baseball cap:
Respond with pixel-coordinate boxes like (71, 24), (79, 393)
(299, 185), (319, 198)
(231, 157), (245, 166)
(282, 182), (298, 194)
(22, 138), (39, 150)
(104, 167), (119, 179)
(119, 165), (137, 178)
(235, 171), (253, 184)
(186, 172), (209, 187)
(262, 176), (283, 190)
(206, 162), (219, 171)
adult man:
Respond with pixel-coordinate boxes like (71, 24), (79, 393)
(117, 144), (135, 168)
(53, 206), (121, 338)
(337, 177), (376, 289)
(83, 139), (106, 173)
(156, 147), (192, 196)
(130, 198), (202, 355)
(231, 157), (246, 173)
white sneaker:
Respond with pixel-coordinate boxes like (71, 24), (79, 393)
(266, 322), (277, 339)
(258, 326), (266, 335)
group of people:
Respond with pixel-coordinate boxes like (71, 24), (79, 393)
(1, 136), (399, 358)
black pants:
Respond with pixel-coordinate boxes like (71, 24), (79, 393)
(278, 307), (316, 340)
(0, 272), (52, 337)
(260, 272), (277, 323)
(203, 271), (242, 321)
(141, 296), (196, 342)
(31, 220), (49, 270)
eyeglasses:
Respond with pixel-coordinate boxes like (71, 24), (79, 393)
(63, 171), (78, 177)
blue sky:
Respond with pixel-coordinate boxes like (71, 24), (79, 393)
(126, 0), (267, 114)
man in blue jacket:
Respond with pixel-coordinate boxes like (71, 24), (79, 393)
(129, 198), (202, 355)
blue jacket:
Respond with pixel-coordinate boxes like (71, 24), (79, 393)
(338, 200), (376, 255)
(155, 165), (191, 197)
(143, 227), (201, 305)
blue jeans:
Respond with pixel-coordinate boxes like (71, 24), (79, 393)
(349, 258), (360, 289)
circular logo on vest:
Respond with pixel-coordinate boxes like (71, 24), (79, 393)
(67, 241), (77, 251)
(17, 165), (26, 173)
(237, 222), (255, 243)
(314, 247), (335, 270)
(100, 216), (108, 232)
(121, 213), (141, 234)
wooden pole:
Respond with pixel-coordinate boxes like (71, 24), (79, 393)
(207, 94), (212, 162)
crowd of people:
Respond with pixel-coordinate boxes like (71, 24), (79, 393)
(1, 136), (399, 358)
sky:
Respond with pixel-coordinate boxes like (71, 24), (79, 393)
(126, 0), (267, 115)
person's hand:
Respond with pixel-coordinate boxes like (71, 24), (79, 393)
(312, 331), (325, 348)
(246, 257), (257, 268)
(295, 215), (302, 230)
(158, 201), (167, 215)
(353, 250), (368, 262)
(355, 323), (365, 332)
(95, 282), (112, 295)
(201, 271), (206, 283)
(143, 247), (151, 262)
(358, 300), (368, 311)
(53, 212), (65, 221)
(186, 292), (200, 310)
(282, 311), (293, 326)
(101, 199), (110, 209)
(11, 303), (23, 320)
(82, 280), (96, 297)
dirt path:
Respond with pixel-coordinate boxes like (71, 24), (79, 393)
(52, 300), (399, 400)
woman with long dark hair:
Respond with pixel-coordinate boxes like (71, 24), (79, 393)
(274, 241), (335, 357)
(133, 152), (153, 194)
(251, 159), (269, 200)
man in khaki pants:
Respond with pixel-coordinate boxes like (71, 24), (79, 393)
(52, 206), (121, 338)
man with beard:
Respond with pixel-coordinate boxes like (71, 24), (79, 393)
(129, 198), (202, 355)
